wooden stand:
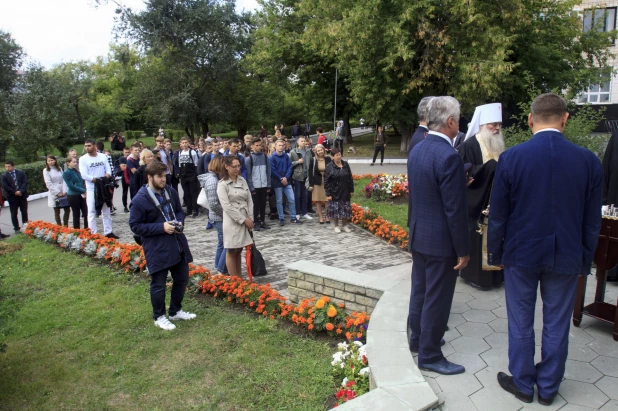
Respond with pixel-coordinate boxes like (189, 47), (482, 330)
(572, 217), (618, 341)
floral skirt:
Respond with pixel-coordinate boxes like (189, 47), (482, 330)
(327, 200), (352, 219)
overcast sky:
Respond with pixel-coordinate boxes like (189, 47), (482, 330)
(0, 0), (260, 68)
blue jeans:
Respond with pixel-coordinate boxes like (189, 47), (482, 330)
(274, 185), (296, 221)
(213, 221), (227, 274)
(504, 266), (578, 398)
(293, 179), (307, 216)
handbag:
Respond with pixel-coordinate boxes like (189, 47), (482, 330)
(197, 187), (209, 208)
(55, 196), (70, 208)
(245, 231), (267, 281)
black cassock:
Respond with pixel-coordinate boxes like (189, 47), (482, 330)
(460, 137), (504, 288)
(602, 130), (618, 281)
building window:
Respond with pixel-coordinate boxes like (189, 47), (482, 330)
(583, 7), (616, 33)
(578, 80), (611, 104)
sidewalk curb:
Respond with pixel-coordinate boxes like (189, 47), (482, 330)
(346, 159), (407, 164)
(3, 192), (47, 207)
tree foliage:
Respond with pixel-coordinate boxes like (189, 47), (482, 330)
(0, 31), (24, 160)
(295, 0), (617, 151)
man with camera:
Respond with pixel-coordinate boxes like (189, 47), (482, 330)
(129, 161), (197, 331)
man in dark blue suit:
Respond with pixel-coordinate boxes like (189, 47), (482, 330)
(2, 160), (29, 233)
(407, 96), (434, 229)
(408, 96), (470, 375)
(408, 96), (433, 154)
(488, 93), (602, 406)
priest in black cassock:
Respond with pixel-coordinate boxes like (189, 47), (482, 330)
(459, 103), (505, 289)
(602, 129), (618, 281)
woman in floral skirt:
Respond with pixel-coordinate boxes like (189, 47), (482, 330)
(324, 148), (354, 233)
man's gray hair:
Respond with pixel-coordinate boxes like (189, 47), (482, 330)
(417, 97), (435, 123)
(426, 96), (460, 131)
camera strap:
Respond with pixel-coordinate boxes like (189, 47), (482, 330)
(146, 186), (177, 222)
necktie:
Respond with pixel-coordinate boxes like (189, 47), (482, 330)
(11, 172), (17, 186)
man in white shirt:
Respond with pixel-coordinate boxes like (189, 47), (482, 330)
(79, 139), (118, 238)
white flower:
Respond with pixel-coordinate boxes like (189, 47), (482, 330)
(353, 341), (363, 347)
(341, 377), (348, 387)
(359, 367), (370, 376)
(337, 342), (349, 351)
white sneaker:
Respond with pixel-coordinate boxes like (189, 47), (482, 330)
(169, 310), (197, 321)
(334, 226), (341, 233)
(154, 315), (176, 330)
(296, 215), (301, 220)
(303, 214), (313, 220)
(342, 226), (351, 233)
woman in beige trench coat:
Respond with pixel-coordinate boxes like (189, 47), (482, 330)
(217, 156), (254, 277)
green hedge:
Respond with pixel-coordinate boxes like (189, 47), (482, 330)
(2, 152), (124, 196)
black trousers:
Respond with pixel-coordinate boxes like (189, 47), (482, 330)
(68, 194), (88, 229)
(8, 197), (28, 231)
(372, 145), (385, 164)
(180, 177), (200, 215)
(408, 250), (458, 365)
(171, 174), (180, 192)
(121, 178), (129, 208)
(252, 187), (268, 223)
(53, 206), (70, 226)
(335, 139), (344, 153)
(150, 259), (189, 320)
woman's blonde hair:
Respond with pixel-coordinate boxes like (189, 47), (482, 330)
(139, 149), (153, 166)
(267, 142), (276, 156)
(314, 144), (326, 157)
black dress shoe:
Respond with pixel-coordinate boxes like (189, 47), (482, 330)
(410, 338), (445, 353)
(497, 372), (533, 403)
(538, 394), (555, 406)
(260, 222), (271, 230)
(105, 232), (120, 240)
(419, 358), (465, 375)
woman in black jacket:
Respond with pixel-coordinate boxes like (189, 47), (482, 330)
(324, 148), (354, 233)
(306, 144), (332, 224)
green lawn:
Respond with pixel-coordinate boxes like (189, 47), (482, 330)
(349, 132), (408, 158)
(0, 237), (334, 410)
(352, 178), (409, 230)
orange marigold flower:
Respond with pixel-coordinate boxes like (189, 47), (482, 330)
(327, 305), (337, 318)
(336, 328), (343, 334)
(315, 299), (325, 309)
(322, 296), (330, 303)
(308, 324), (315, 330)
(326, 323), (335, 331)
(338, 303), (345, 309)
(345, 332), (352, 340)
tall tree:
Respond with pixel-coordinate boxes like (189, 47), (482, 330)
(0, 31), (24, 160)
(298, 0), (617, 152)
(115, 0), (253, 138)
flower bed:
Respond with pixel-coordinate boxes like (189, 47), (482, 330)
(351, 204), (408, 249)
(331, 341), (370, 406)
(22, 220), (370, 344)
(362, 174), (408, 201)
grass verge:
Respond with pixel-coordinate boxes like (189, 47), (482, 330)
(348, 132), (407, 158)
(0, 237), (334, 410)
(351, 178), (409, 231)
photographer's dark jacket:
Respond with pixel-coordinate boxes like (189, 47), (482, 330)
(129, 186), (193, 273)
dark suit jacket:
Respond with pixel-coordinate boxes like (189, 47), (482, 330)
(408, 125), (429, 153)
(408, 134), (470, 258)
(1, 169), (29, 202)
(488, 130), (602, 275)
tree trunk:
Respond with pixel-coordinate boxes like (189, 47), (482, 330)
(400, 126), (413, 153)
(74, 102), (84, 139)
(201, 122), (209, 136)
(344, 114), (353, 144)
(237, 127), (248, 138)
(185, 126), (193, 140)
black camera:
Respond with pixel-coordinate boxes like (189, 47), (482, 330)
(170, 220), (184, 234)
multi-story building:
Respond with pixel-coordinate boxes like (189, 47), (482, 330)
(576, 1), (618, 127)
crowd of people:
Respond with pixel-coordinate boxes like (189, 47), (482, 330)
(406, 93), (603, 408)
